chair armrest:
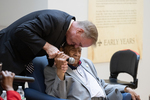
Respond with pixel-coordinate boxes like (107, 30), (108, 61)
(24, 88), (67, 100)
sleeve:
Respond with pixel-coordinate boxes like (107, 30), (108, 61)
(7, 91), (21, 100)
(100, 79), (126, 94)
(0, 97), (3, 100)
(44, 66), (67, 99)
(14, 14), (55, 55)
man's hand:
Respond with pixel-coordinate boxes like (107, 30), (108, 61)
(43, 42), (59, 59)
(124, 87), (141, 100)
(0, 71), (15, 91)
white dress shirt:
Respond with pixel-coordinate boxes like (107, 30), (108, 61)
(73, 65), (106, 98)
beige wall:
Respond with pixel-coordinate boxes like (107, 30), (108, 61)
(0, 0), (150, 99)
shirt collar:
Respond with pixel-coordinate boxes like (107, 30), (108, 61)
(67, 19), (74, 31)
(68, 60), (82, 70)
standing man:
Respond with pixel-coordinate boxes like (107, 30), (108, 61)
(0, 9), (98, 91)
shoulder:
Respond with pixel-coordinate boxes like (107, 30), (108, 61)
(80, 57), (97, 72)
(80, 57), (95, 69)
(0, 97), (3, 100)
(80, 57), (93, 64)
(38, 9), (75, 19)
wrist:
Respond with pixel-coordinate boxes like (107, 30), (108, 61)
(57, 69), (65, 80)
(5, 87), (14, 91)
(124, 86), (129, 92)
(57, 69), (64, 75)
(43, 42), (50, 51)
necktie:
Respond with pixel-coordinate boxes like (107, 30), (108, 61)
(25, 62), (34, 73)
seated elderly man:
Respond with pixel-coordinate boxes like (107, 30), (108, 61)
(44, 44), (140, 100)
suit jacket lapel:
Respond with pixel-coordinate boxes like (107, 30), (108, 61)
(66, 59), (97, 83)
(80, 59), (97, 79)
(66, 67), (84, 84)
(66, 66), (90, 93)
(80, 59), (107, 97)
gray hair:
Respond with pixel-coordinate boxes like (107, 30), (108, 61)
(77, 21), (98, 46)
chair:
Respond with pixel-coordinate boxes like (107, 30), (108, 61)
(104, 49), (140, 89)
(24, 56), (67, 100)
(24, 56), (131, 100)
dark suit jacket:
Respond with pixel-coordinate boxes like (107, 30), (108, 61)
(0, 9), (75, 74)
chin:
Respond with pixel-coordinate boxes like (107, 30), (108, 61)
(73, 61), (78, 65)
(75, 60), (80, 64)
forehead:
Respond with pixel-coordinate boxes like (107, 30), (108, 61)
(80, 38), (93, 47)
(65, 45), (81, 51)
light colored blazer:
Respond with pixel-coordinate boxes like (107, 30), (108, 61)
(44, 57), (126, 100)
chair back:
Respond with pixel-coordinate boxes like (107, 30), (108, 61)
(110, 49), (140, 88)
(25, 56), (68, 100)
(28, 55), (48, 93)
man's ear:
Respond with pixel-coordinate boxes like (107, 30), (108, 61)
(77, 28), (84, 35)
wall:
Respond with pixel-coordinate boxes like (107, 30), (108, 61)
(0, 0), (48, 27)
(0, 0), (150, 99)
